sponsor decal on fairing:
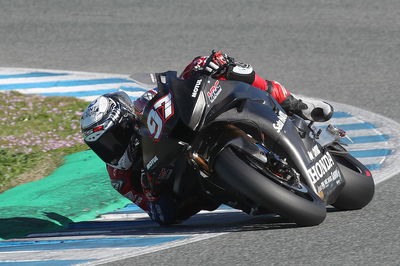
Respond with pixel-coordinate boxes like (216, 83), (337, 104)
(146, 155), (159, 170)
(207, 80), (222, 103)
(307, 152), (343, 192)
(192, 79), (203, 98)
(307, 152), (335, 183)
(273, 110), (288, 133)
(317, 168), (342, 192)
(308, 144), (321, 161)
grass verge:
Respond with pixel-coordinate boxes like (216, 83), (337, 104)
(0, 91), (89, 192)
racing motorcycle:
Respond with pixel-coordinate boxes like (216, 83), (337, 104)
(132, 71), (375, 226)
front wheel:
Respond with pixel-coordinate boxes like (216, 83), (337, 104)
(213, 147), (327, 226)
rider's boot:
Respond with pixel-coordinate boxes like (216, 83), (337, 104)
(280, 94), (334, 122)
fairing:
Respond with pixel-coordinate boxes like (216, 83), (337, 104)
(134, 71), (344, 203)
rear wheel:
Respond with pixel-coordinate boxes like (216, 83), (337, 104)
(213, 147), (326, 226)
(330, 150), (375, 210)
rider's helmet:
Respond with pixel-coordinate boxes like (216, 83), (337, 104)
(80, 91), (137, 170)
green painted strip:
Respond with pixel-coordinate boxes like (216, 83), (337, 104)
(0, 150), (130, 240)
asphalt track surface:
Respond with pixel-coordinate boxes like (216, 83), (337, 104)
(1, 0), (399, 265)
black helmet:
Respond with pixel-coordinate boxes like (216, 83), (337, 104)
(81, 91), (136, 169)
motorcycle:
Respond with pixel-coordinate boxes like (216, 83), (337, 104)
(131, 71), (375, 226)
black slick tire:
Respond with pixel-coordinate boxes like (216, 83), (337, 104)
(214, 147), (326, 226)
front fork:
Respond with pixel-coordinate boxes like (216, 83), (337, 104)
(189, 124), (261, 175)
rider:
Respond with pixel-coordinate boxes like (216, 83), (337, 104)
(80, 51), (333, 225)
(180, 51), (333, 122)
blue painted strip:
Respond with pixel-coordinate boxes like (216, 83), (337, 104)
(39, 87), (147, 97)
(334, 122), (377, 131)
(365, 164), (382, 171)
(0, 236), (188, 252)
(342, 134), (390, 144)
(0, 72), (69, 79)
(317, 122), (377, 131)
(111, 204), (141, 213)
(0, 259), (94, 265)
(349, 149), (392, 158)
(0, 78), (135, 90)
(332, 112), (352, 118)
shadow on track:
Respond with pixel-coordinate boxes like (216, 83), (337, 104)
(0, 212), (73, 240)
(2, 207), (345, 240)
(64, 211), (302, 238)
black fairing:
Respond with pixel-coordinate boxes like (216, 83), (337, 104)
(136, 72), (206, 172)
(193, 76), (343, 202)
(135, 71), (343, 203)
(216, 101), (343, 201)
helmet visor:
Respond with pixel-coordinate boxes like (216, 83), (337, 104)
(86, 115), (135, 165)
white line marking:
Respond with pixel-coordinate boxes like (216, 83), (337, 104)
(78, 91), (143, 102)
(12, 83), (138, 94)
(0, 67), (131, 78)
(0, 74), (130, 85)
(77, 233), (228, 266)
(330, 101), (400, 184)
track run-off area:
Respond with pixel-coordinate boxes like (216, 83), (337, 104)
(0, 68), (399, 265)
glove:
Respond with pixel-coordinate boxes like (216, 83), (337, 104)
(202, 50), (232, 77)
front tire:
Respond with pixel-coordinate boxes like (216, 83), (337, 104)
(214, 147), (327, 226)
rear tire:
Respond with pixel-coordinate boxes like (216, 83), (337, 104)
(214, 147), (326, 226)
(332, 163), (375, 210)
